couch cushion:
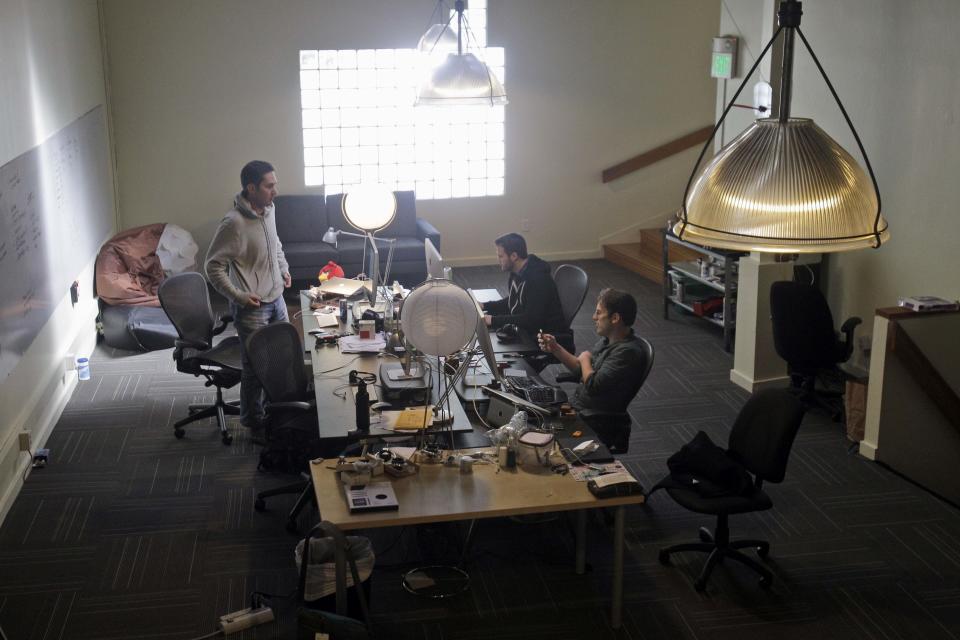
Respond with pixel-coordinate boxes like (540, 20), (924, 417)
(326, 190), (417, 238)
(282, 242), (340, 268)
(274, 194), (327, 243)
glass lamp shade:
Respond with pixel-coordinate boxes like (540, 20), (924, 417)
(400, 280), (478, 356)
(417, 23), (458, 56)
(341, 184), (397, 232)
(415, 52), (507, 106)
(676, 118), (889, 253)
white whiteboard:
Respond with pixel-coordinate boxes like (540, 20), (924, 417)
(0, 105), (114, 381)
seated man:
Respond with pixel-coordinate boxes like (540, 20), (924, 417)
(481, 232), (567, 342)
(539, 288), (650, 451)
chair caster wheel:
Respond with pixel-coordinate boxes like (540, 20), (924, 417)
(174, 429), (185, 439)
(698, 527), (713, 543)
(222, 434), (233, 445)
(658, 550), (671, 565)
(254, 498), (266, 511)
(694, 579), (707, 592)
(285, 519), (299, 534)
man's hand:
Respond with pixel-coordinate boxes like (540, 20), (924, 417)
(538, 332), (559, 353)
(283, 272), (292, 288)
(244, 294), (262, 308)
(483, 314), (493, 327)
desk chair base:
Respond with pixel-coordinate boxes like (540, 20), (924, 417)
(402, 566), (470, 599)
(788, 372), (845, 422)
(659, 514), (772, 591)
(173, 386), (239, 445)
(254, 473), (315, 534)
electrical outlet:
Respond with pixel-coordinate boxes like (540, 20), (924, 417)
(520, 217), (531, 232)
(64, 354), (77, 372)
(18, 431), (31, 452)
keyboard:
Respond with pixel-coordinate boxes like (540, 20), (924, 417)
(505, 374), (563, 405)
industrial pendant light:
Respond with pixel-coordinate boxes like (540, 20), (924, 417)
(415, 0), (507, 107)
(674, 0), (889, 253)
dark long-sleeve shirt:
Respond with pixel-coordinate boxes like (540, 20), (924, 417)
(571, 331), (650, 413)
(482, 254), (565, 334)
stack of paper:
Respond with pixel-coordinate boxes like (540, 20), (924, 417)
(338, 334), (386, 353)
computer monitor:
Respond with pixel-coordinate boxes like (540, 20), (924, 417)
(425, 238), (448, 279)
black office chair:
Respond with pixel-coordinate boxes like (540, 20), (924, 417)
(555, 336), (654, 454)
(657, 388), (805, 591)
(527, 264), (589, 372)
(770, 280), (861, 417)
(158, 272), (242, 445)
(248, 322), (348, 533)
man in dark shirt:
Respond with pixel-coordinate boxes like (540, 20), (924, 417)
(538, 288), (649, 414)
(481, 232), (567, 338)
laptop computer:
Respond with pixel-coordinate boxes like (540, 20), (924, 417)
(317, 276), (369, 298)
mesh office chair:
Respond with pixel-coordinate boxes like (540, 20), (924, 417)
(158, 272), (242, 445)
(657, 389), (805, 591)
(770, 280), (861, 417)
(248, 322), (348, 533)
(528, 264), (589, 372)
(556, 336), (654, 454)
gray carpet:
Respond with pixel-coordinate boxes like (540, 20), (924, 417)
(1, 259), (958, 639)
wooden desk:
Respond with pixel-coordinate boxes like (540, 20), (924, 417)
(310, 452), (644, 628)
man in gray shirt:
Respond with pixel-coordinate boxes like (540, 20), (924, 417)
(205, 160), (291, 429)
(539, 287), (650, 415)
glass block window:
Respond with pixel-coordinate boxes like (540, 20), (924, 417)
(299, 0), (504, 199)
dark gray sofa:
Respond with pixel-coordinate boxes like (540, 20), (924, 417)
(273, 190), (441, 289)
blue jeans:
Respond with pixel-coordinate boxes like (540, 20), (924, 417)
(231, 296), (289, 425)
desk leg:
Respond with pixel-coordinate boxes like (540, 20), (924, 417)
(575, 510), (587, 574)
(611, 505), (625, 629)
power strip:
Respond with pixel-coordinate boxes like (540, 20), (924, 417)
(218, 606), (274, 635)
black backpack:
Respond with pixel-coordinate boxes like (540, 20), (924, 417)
(650, 430), (754, 498)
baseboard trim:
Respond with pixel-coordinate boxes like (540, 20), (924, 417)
(729, 368), (790, 393)
(858, 440), (878, 460)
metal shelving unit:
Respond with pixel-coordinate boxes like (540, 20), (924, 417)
(662, 229), (745, 352)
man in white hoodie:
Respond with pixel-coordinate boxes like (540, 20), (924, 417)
(205, 160), (291, 429)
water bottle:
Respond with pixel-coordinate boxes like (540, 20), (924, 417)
(77, 357), (91, 381)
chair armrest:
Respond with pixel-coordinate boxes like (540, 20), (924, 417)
(415, 218), (441, 247)
(839, 316), (862, 360)
(266, 401), (314, 413)
(555, 371), (578, 384)
(579, 408), (629, 421)
(212, 314), (233, 336)
(175, 338), (210, 350)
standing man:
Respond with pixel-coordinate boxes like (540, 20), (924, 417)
(481, 232), (567, 340)
(206, 160), (291, 429)
(538, 288), (651, 449)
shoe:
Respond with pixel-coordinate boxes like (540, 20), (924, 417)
(241, 417), (267, 429)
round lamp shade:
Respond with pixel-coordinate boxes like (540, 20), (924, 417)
(400, 280), (478, 357)
(341, 185), (397, 232)
(676, 118), (889, 253)
(415, 53), (507, 106)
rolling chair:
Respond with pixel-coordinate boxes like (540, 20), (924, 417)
(247, 321), (348, 533)
(527, 264), (589, 372)
(770, 280), (862, 418)
(158, 272), (242, 445)
(657, 389), (805, 591)
(555, 336), (654, 454)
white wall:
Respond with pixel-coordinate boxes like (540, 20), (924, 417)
(0, 0), (114, 523)
(718, 0), (960, 330)
(101, 0), (720, 264)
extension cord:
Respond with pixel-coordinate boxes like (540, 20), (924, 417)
(218, 606), (274, 635)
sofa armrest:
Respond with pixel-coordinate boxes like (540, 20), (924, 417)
(416, 218), (441, 249)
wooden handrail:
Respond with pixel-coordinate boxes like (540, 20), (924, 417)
(601, 125), (714, 184)
(887, 320), (960, 431)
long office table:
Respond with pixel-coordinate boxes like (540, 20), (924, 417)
(310, 452), (642, 628)
(300, 291), (473, 438)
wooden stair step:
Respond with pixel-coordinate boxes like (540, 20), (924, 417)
(603, 229), (703, 284)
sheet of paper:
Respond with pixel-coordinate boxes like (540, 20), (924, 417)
(470, 288), (501, 304)
(338, 334), (386, 353)
(382, 406), (434, 430)
(313, 311), (339, 327)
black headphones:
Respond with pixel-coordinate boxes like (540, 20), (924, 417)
(348, 370), (377, 385)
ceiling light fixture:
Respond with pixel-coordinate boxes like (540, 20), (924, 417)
(415, 0), (507, 107)
(674, 0), (889, 253)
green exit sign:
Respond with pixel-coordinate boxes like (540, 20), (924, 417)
(711, 36), (738, 79)
(712, 53), (733, 78)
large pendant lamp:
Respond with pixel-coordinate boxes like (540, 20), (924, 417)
(674, 0), (889, 253)
(415, 0), (507, 107)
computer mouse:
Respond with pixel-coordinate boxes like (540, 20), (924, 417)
(573, 439), (598, 454)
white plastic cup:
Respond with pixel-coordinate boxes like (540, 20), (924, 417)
(77, 357), (90, 381)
